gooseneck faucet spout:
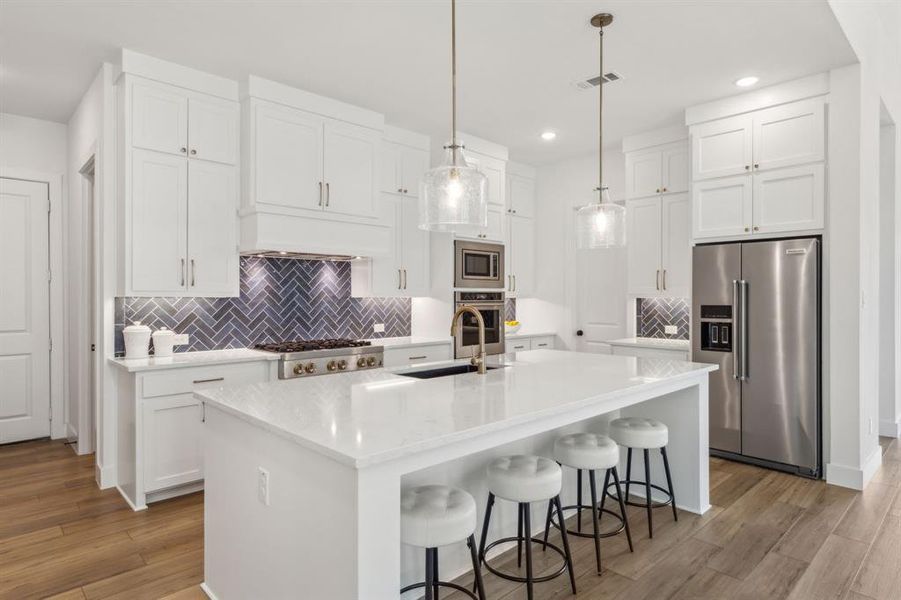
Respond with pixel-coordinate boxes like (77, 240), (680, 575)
(450, 305), (487, 374)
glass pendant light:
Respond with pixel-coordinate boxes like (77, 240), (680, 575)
(420, 0), (488, 232)
(575, 13), (626, 249)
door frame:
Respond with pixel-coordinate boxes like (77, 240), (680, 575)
(0, 167), (66, 440)
(77, 155), (98, 455)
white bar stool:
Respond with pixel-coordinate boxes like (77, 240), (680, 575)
(542, 432), (633, 575)
(477, 455), (576, 600)
(607, 417), (678, 538)
(401, 485), (486, 600)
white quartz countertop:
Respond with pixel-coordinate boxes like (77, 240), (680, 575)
(196, 349), (716, 469)
(365, 336), (452, 349)
(109, 348), (279, 372)
(605, 337), (691, 351)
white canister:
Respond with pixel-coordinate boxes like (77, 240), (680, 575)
(152, 327), (176, 358)
(123, 321), (151, 359)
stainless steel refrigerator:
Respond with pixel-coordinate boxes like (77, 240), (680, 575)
(692, 237), (820, 477)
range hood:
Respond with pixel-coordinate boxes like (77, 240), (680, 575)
(242, 250), (359, 262)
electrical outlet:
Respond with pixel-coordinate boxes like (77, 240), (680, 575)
(258, 467), (270, 506)
(664, 325), (678, 335)
(373, 323), (385, 333)
(172, 333), (189, 346)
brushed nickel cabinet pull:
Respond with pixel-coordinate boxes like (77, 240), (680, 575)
(193, 377), (225, 384)
(662, 269), (667, 290)
(201, 402), (206, 423)
(325, 182), (330, 207)
(398, 269), (402, 290)
(408, 355), (427, 360)
(513, 274), (517, 292)
(656, 269), (660, 291)
(181, 259), (185, 286)
(191, 259), (196, 286)
(318, 181), (323, 206)
(403, 269), (407, 290)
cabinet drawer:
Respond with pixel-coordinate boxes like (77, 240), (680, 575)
(611, 346), (689, 360)
(140, 362), (270, 398)
(531, 336), (555, 350)
(507, 339), (532, 352)
(383, 344), (451, 368)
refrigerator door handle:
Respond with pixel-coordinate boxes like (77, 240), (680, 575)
(740, 279), (750, 381)
(733, 279), (741, 380)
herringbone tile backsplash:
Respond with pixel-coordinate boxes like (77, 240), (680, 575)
(115, 257), (411, 354)
(636, 297), (690, 340)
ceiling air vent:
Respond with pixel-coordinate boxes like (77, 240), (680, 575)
(572, 71), (623, 91)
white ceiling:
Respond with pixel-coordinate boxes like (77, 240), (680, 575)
(0, 0), (856, 165)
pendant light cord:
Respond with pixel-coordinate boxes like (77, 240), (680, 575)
(597, 25), (604, 201)
(451, 0), (458, 163)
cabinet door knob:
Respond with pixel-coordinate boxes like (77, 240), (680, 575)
(745, 165), (750, 170)
(753, 226), (759, 231)
(190, 149), (197, 156)
(662, 187), (667, 192)
(513, 209), (517, 214)
(753, 163), (759, 169)
(180, 147), (187, 154)
(398, 187), (403, 193)
(744, 227), (750, 232)
(403, 189), (408, 194)
(656, 188), (660, 193)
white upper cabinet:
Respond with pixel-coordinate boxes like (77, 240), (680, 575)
(692, 175), (753, 239)
(625, 141), (688, 199)
(381, 140), (429, 198)
(323, 121), (379, 218)
(626, 197), (663, 296)
(187, 160), (239, 296)
(691, 114), (753, 181)
(752, 99), (825, 171)
(690, 97), (826, 241)
(131, 80), (189, 156)
(660, 193), (691, 297)
(506, 215), (535, 297)
(626, 149), (663, 198)
(467, 151), (505, 207)
(456, 205), (505, 242)
(252, 101), (323, 212)
(506, 173), (535, 218)
(752, 163), (824, 234)
(188, 96), (239, 165)
(121, 74), (240, 297)
(626, 193), (691, 297)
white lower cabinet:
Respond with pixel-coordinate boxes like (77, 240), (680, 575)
(507, 338), (532, 352)
(383, 343), (452, 368)
(506, 335), (555, 352)
(610, 346), (689, 361)
(531, 335), (555, 350)
(116, 360), (274, 510)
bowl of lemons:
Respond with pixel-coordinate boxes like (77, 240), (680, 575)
(505, 320), (522, 334)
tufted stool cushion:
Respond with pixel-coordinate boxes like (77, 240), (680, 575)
(401, 485), (477, 548)
(608, 417), (668, 449)
(486, 455), (562, 503)
(554, 432), (620, 471)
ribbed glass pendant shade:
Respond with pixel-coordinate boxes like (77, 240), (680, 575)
(576, 187), (626, 249)
(419, 145), (488, 232)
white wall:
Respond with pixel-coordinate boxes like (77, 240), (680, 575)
(879, 121), (899, 436)
(0, 113), (67, 174)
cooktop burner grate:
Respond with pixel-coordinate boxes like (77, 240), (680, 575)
(254, 338), (373, 353)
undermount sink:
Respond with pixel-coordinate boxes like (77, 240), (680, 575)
(397, 364), (503, 379)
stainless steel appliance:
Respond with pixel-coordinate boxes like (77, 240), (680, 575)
(692, 237), (820, 477)
(453, 291), (505, 358)
(254, 339), (384, 380)
(454, 240), (504, 289)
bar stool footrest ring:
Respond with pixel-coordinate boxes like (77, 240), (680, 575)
(606, 480), (674, 510)
(549, 503), (627, 539)
(481, 536), (569, 584)
(401, 580), (479, 600)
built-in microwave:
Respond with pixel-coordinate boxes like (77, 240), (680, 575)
(454, 240), (504, 289)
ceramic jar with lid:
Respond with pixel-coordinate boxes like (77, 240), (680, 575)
(151, 327), (177, 357)
(123, 321), (151, 359)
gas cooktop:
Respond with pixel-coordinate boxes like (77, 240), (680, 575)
(254, 339), (382, 379)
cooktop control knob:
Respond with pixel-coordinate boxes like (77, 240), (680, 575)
(304, 362), (316, 374)
(337, 359), (348, 371)
(357, 357), (367, 368)
(327, 360), (337, 372)
(293, 364), (305, 376)
(366, 356), (377, 367)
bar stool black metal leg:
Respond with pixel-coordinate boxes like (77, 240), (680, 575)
(625, 447), (633, 502)
(433, 548), (440, 600)
(576, 469), (583, 533)
(611, 467), (633, 552)
(588, 469), (602, 575)
(517, 503), (524, 568)
(541, 499), (553, 550)
(478, 493), (495, 561)
(661, 447), (678, 522)
(553, 495), (577, 594)
(643, 448), (653, 538)
(599, 467), (611, 522)
(424, 548), (435, 600)
(523, 503), (534, 600)
(467, 535), (486, 600)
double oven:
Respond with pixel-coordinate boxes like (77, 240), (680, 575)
(454, 240), (506, 358)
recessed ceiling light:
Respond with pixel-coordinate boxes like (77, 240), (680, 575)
(734, 76), (759, 88)
(541, 131), (557, 141)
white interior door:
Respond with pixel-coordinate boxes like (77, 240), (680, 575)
(0, 178), (51, 443)
(575, 240), (627, 352)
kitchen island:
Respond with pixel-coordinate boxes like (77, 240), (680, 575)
(196, 349), (716, 599)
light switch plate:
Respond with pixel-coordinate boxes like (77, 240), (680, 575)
(373, 323), (385, 333)
(172, 334), (190, 346)
(664, 325), (678, 335)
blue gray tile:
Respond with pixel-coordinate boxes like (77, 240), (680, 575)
(636, 297), (690, 340)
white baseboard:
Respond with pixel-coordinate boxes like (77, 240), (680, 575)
(116, 485), (147, 512)
(200, 583), (219, 600)
(827, 448), (884, 490)
(66, 423), (78, 442)
(879, 418), (901, 438)
(95, 462), (116, 489)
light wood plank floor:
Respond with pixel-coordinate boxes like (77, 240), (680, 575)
(1, 438), (899, 599)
